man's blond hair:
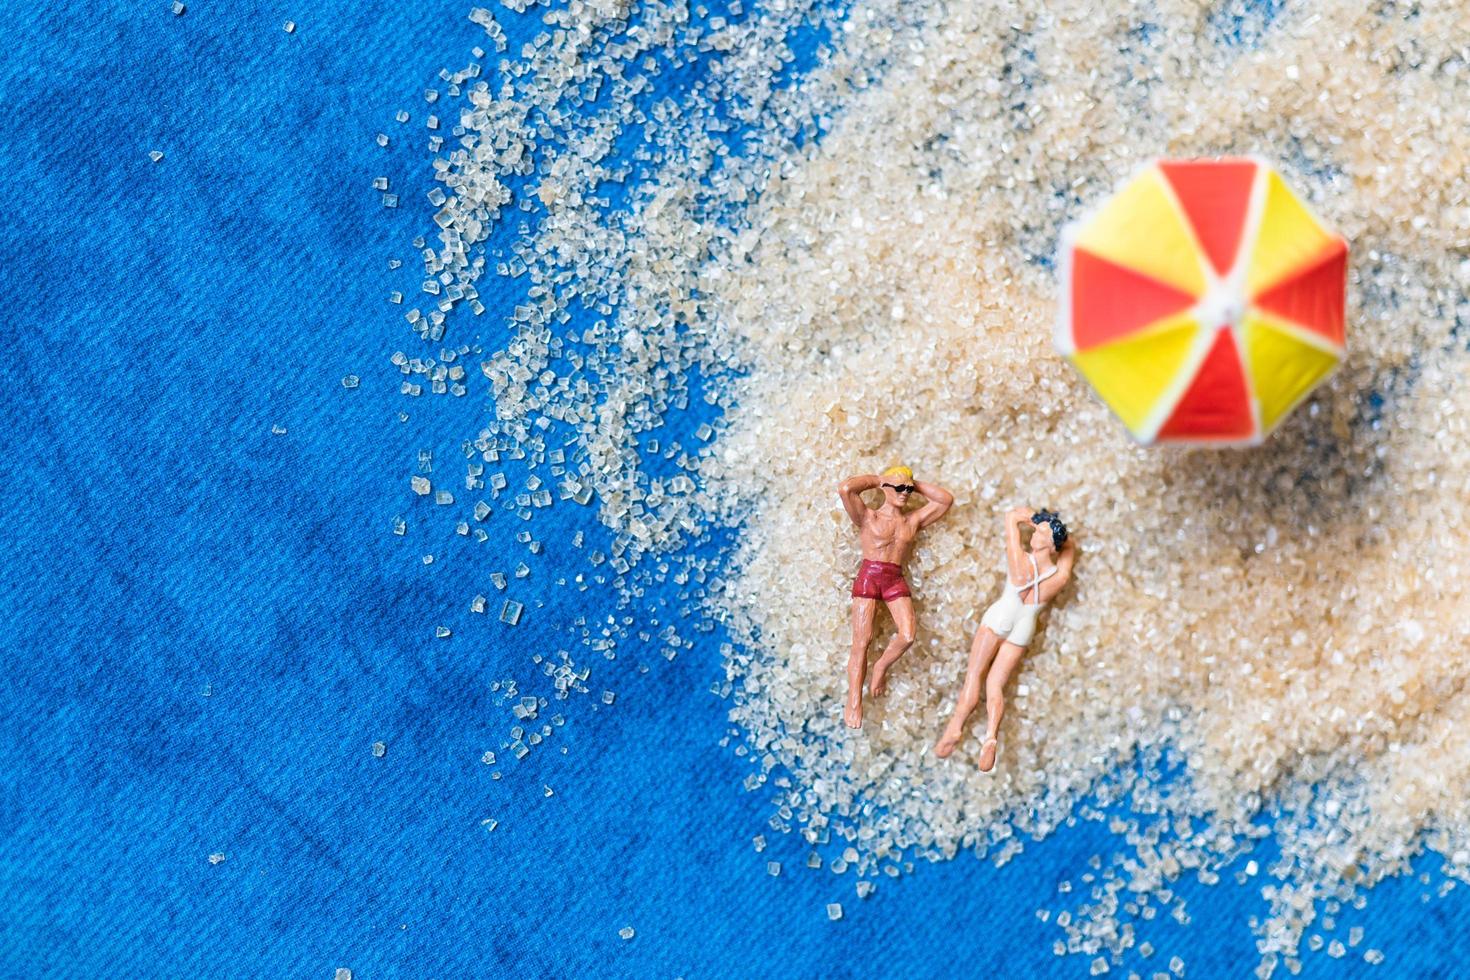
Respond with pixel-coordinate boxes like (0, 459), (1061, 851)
(881, 465), (913, 482)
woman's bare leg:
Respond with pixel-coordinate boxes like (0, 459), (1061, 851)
(846, 598), (879, 728)
(869, 596), (916, 697)
(934, 626), (1004, 757)
(978, 641), (1026, 771)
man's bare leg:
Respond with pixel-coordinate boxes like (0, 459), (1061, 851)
(869, 596), (916, 697)
(978, 641), (1026, 771)
(935, 626), (1004, 757)
(846, 598), (879, 728)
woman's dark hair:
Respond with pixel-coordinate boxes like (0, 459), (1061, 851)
(1031, 509), (1068, 547)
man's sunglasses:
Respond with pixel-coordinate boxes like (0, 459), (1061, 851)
(882, 483), (916, 494)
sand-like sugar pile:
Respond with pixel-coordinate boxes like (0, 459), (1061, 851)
(701, 0), (1470, 971)
(410, 0), (1470, 971)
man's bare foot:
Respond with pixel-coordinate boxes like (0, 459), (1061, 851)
(869, 663), (889, 697)
(978, 736), (999, 772)
(844, 697), (863, 729)
(933, 722), (964, 758)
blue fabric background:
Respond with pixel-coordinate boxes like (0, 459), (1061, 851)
(1, 1), (1465, 976)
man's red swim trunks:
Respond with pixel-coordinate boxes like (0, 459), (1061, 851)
(851, 559), (911, 601)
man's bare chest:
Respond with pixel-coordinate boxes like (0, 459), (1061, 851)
(864, 513), (913, 544)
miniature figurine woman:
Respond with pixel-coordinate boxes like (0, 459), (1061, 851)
(837, 466), (954, 729)
(935, 507), (1075, 770)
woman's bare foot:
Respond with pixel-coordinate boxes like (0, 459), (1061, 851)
(977, 735), (999, 772)
(933, 722), (964, 758)
(844, 695), (863, 729)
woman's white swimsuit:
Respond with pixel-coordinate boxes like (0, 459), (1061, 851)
(979, 554), (1057, 649)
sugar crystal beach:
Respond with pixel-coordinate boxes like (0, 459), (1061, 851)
(414, 0), (1470, 972)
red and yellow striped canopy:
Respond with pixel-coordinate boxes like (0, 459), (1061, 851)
(1055, 157), (1348, 445)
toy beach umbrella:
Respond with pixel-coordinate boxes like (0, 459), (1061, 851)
(1055, 157), (1348, 445)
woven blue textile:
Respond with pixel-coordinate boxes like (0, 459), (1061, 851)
(1, 1), (1465, 976)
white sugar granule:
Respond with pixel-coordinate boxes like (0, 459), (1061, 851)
(403, 0), (1470, 972)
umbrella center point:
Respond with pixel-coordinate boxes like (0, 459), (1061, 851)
(1197, 281), (1246, 331)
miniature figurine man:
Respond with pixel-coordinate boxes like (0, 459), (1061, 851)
(935, 507), (1075, 771)
(837, 466), (954, 728)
